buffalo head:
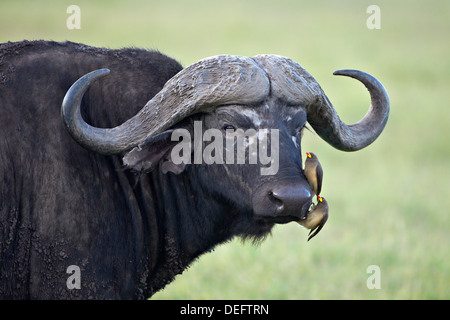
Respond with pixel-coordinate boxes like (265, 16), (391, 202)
(61, 54), (389, 234)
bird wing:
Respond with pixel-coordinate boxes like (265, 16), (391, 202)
(307, 224), (324, 241)
(307, 208), (328, 241)
(316, 163), (323, 196)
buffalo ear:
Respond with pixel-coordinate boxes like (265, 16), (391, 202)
(122, 130), (187, 175)
(160, 157), (187, 175)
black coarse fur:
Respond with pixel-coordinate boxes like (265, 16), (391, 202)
(0, 41), (280, 299)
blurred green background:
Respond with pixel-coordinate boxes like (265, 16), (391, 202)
(1, 0), (448, 299)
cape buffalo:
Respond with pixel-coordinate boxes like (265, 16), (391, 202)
(0, 40), (389, 299)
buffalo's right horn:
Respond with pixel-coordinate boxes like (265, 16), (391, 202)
(61, 55), (270, 155)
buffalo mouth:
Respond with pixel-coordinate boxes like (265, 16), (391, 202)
(254, 196), (313, 225)
(260, 215), (304, 225)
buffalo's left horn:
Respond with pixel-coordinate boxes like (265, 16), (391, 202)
(309, 69), (390, 151)
(252, 55), (390, 152)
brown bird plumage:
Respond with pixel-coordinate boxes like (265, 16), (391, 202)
(304, 152), (323, 197)
(297, 195), (329, 241)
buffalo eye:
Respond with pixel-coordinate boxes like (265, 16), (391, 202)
(293, 126), (304, 136)
(223, 124), (236, 132)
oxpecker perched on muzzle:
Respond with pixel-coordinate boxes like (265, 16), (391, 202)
(298, 195), (329, 241)
(304, 152), (323, 197)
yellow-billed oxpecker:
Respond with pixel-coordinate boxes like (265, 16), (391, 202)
(304, 152), (323, 197)
(297, 195), (329, 241)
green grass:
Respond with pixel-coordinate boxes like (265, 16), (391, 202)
(1, 0), (449, 299)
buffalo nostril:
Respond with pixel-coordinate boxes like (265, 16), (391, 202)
(252, 182), (312, 218)
(270, 185), (312, 217)
(268, 190), (284, 214)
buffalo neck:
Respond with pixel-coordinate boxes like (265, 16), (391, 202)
(132, 164), (235, 297)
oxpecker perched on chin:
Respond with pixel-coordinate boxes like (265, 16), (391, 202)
(297, 195), (329, 241)
(304, 152), (323, 197)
